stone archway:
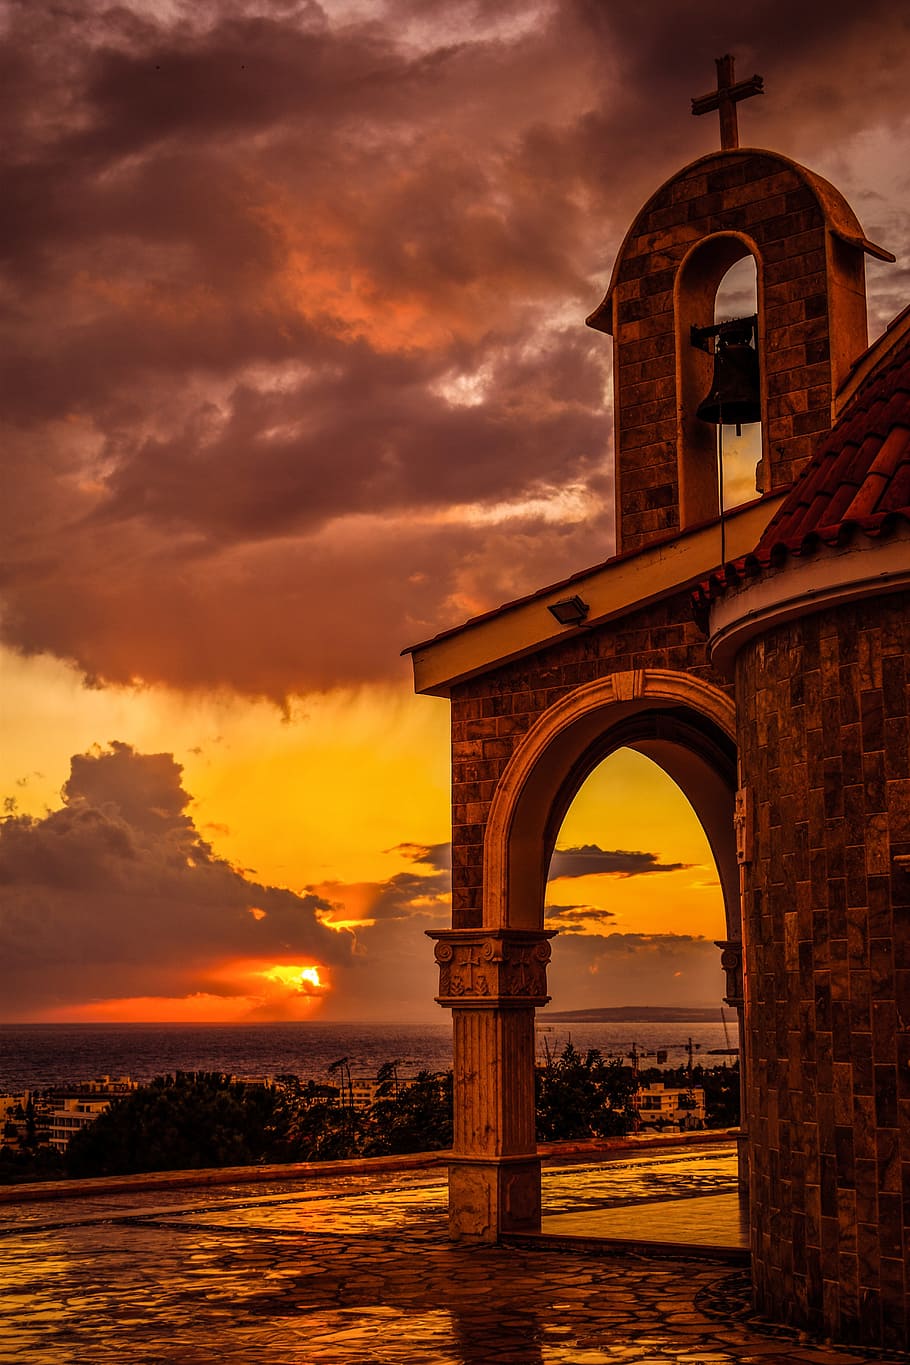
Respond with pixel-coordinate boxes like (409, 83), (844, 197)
(483, 669), (738, 934)
(430, 669), (741, 1241)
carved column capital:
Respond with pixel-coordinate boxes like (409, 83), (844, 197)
(427, 929), (556, 1008)
(714, 938), (744, 1009)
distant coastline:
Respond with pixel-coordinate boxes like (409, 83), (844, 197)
(1, 1016), (736, 1090)
(540, 1006), (725, 1024)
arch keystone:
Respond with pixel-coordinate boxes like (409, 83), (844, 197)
(612, 669), (644, 701)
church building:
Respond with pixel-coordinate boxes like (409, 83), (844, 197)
(405, 58), (910, 1350)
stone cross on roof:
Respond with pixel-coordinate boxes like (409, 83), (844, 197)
(691, 54), (764, 150)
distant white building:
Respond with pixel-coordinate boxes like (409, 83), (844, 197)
(633, 1082), (705, 1129)
(45, 1077), (137, 1151)
(49, 1096), (114, 1151)
(349, 1077), (381, 1110)
(0, 1091), (27, 1121)
(335, 1070), (425, 1111)
(75, 1075), (135, 1095)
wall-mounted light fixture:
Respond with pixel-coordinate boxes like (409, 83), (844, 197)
(547, 595), (590, 626)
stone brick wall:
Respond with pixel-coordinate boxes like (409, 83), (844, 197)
(606, 151), (867, 555)
(449, 591), (728, 929)
(735, 591), (910, 1349)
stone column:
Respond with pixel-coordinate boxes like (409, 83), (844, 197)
(428, 928), (555, 1241)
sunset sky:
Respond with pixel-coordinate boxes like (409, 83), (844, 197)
(1, 0), (908, 1023)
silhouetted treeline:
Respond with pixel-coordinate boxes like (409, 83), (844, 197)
(0, 1049), (739, 1182)
(53, 1068), (452, 1177)
(536, 1041), (636, 1139)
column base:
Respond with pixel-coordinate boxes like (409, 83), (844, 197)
(447, 1156), (542, 1241)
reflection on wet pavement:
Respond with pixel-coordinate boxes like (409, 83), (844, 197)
(0, 1146), (903, 1364)
(543, 1146), (739, 1211)
(540, 1148), (748, 1248)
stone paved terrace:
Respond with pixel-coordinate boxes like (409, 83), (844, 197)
(0, 1142), (905, 1364)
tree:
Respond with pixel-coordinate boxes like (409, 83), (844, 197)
(66, 1072), (298, 1176)
(363, 1069), (452, 1155)
(327, 1057), (353, 1109)
(535, 1041), (636, 1141)
(374, 1059), (401, 1100)
(0, 1142), (64, 1185)
(288, 1100), (364, 1161)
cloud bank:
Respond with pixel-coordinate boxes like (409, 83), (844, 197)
(2, 0), (908, 704)
(547, 929), (725, 1010)
(0, 742), (352, 1016)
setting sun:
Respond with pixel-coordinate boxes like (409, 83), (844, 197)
(260, 964), (328, 996)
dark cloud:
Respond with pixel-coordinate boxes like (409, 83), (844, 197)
(1, 1), (906, 701)
(0, 511), (598, 698)
(314, 864), (450, 928)
(545, 903), (616, 932)
(356, 869), (449, 923)
(549, 844), (691, 879)
(391, 842), (453, 871)
(0, 742), (353, 1015)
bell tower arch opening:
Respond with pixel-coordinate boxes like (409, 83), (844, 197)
(541, 738), (733, 1039)
(676, 232), (764, 530)
(713, 255), (763, 510)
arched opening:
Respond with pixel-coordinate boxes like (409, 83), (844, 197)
(714, 256), (763, 510)
(675, 233), (766, 531)
(536, 746), (740, 1225)
(531, 711), (739, 1136)
(439, 672), (743, 1242)
(444, 671), (742, 1239)
(543, 746), (729, 1024)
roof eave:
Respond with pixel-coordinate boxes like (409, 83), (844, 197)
(405, 493), (786, 697)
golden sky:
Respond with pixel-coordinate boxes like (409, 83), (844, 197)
(1, 647), (725, 1020)
(1, 0), (908, 1022)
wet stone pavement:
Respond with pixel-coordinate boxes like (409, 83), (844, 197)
(538, 1147), (748, 1250)
(0, 1146), (905, 1365)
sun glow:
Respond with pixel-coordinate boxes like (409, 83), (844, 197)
(260, 963), (327, 994)
(35, 962), (332, 1024)
(40, 994), (276, 1024)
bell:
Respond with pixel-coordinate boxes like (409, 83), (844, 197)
(696, 331), (761, 430)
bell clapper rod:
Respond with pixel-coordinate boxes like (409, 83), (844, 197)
(717, 410), (726, 567)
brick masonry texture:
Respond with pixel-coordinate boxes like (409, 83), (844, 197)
(735, 590), (910, 1350)
(608, 152), (866, 555)
(449, 591), (730, 928)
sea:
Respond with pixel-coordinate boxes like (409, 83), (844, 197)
(0, 1019), (738, 1092)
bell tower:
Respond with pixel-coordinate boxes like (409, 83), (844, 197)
(588, 56), (894, 557)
